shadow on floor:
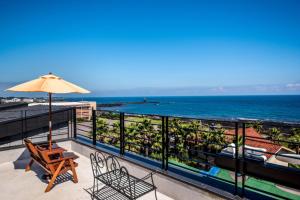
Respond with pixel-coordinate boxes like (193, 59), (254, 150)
(84, 185), (130, 200)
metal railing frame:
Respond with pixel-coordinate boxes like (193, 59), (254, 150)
(1, 106), (299, 198)
(0, 108), (74, 148)
(63, 108), (300, 198)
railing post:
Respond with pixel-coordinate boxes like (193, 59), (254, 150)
(234, 122), (239, 195)
(21, 110), (24, 144)
(165, 116), (169, 170)
(24, 110), (27, 138)
(161, 116), (165, 170)
(73, 108), (77, 139)
(242, 123), (246, 197)
(92, 109), (96, 145)
(68, 109), (71, 139)
(120, 112), (125, 155)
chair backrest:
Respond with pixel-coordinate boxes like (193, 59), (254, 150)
(105, 155), (121, 185)
(90, 152), (106, 178)
(116, 166), (132, 196)
(24, 139), (39, 159)
(36, 145), (52, 163)
(95, 151), (106, 168)
(105, 155), (121, 172)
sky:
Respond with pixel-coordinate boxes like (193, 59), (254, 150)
(0, 0), (300, 97)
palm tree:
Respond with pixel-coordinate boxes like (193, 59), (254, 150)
(186, 120), (203, 158)
(236, 135), (243, 147)
(289, 128), (300, 154)
(95, 118), (109, 141)
(208, 126), (226, 152)
(252, 121), (263, 133)
(125, 118), (157, 157)
(111, 121), (120, 146)
(137, 119), (156, 156)
(169, 119), (187, 161)
(125, 122), (140, 152)
(268, 127), (281, 143)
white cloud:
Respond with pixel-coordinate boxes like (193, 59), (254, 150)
(286, 83), (300, 88)
(1, 82), (300, 97)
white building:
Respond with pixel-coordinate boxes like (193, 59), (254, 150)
(22, 98), (34, 103)
(29, 101), (97, 120)
(1, 98), (21, 103)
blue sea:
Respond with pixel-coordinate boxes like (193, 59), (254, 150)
(65, 96), (300, 122)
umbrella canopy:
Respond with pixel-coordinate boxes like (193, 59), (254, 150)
(7, 73), (90, 94)
(6, 73), (90, 151)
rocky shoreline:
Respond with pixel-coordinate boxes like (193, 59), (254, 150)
(97, 101), (159, 108)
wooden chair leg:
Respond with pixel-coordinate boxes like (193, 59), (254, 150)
(45, 160), (65, 193)
(25, 159), (34, 172)
(69, 159), (78, 183)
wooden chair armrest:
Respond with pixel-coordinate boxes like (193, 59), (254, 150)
(46, 156), (75, 164)
(47, 153), (79, 164)
(39, 148), (66, 155)
(34, 141), (58, 150)
(36, 141), (57, 146)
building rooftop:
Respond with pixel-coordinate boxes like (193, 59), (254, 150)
(1, 108), (300, 200)
(0, 105), (66, 123)
(226, 127), (283, 159)
(29, 101), (93, 107)
(0, 141), (222, 200)
(0, 102), (28, 111)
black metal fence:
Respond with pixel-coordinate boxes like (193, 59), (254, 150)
(1, 106), (299, 199)
(74, 109), (300, 199)
(0, 108), (74, 148)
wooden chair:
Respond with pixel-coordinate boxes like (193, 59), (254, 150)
(24, 139), (79, 192)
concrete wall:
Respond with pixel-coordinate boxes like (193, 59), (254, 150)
(71, 141), (224, 200)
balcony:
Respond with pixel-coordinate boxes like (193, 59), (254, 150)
(0, 139), (225, 200)
(0, 140), (175, 200)
(0, 107), (300, 200)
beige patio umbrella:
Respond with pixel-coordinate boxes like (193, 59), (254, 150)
(6, 73), (90, 151)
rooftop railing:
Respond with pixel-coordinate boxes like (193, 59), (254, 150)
(0, 108), (73, 148)
(0, 107), (300, 199)
(75, 109), (300, 200)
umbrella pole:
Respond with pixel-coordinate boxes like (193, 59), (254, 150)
(49, 93), (52, 151)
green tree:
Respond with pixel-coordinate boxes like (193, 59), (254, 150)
(136, 119), (155, 156)
(95, 118), (109, 141)
(110, 121), (120, 146)
(125, 118), (160, 157)
(125, 122), (140, 152)
(186, 120), (206, 158)
(268, 127), (281, 143)
(208, 126), (226, 152)
(252, 121), (263, 133)
(169, 119), (188, 160)
(289, 128), (300, 154)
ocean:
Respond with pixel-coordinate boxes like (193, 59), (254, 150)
(65, 96), (300, 122)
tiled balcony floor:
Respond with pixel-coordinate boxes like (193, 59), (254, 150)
(0, 152), (173, 200)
